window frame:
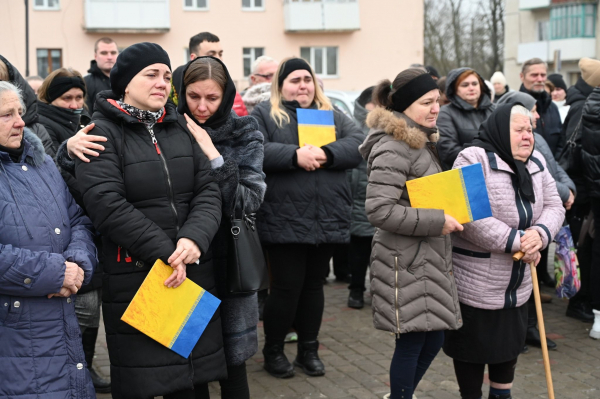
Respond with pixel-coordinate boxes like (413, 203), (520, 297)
(243, 47), (265, 78)
(242, 0), (265, 11)
(550, 3), (596, 40)
(33, 0), (60, 11)
(183, 0), (209, 11)
(36, 48), (63, 78)
(300, 46), (339, 79)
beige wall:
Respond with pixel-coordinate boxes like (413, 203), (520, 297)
(0, 0), (424, 92)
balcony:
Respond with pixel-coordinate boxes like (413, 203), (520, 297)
(283, 0), (360, 33)
(84, 0), (170, 33)
(517, 38), (596, 63)
(520, 0), (550, 9)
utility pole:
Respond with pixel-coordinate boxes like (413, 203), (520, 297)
(25, 0), (30, 76)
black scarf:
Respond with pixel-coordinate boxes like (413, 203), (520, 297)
(519, 83), (552, 114)
(470, 102), (536, 203)
(177, 56), (237, 129)
(0, 138), (24, 163)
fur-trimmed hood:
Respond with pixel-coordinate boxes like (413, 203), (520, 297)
(0, 128), (47, 167)
(360, 107), (437, 160)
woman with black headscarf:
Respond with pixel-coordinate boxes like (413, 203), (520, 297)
(178, 56), (266, 399)
(444, 103), (564, 399)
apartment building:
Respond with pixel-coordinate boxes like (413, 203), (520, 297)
(505, 0), (599, 88)
(0, 0), (424, 92)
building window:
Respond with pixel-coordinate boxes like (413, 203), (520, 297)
(537, 20), (549, 41)
(243, 47), (264, 77)
(242, 0), (264, 10)
(300, 47), (338, 77)
(184, 0), (208, 10)
(34, 0), (60, 10)
(550, 4), (596, 40)
(37, 49), (62, 78)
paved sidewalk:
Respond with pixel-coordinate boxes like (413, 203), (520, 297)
(96, 258), (600, 398)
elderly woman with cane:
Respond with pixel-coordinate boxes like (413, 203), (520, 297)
(443, 103), (564, 399)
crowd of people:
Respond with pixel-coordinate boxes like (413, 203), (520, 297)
(0, 30), (598, 399)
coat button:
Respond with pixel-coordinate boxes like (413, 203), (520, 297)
(55, 228), (61, 235)
(136, 261), (144, 268)
(21, 165), (28, 171)
(67, 298), (72, 304)
(76, 363), (83, 370)
(24, 278), (31, 284)
(3, 303), (7, 307)
(14, 301), (20, 308)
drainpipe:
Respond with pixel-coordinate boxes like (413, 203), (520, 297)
(25, 0), (30, 76)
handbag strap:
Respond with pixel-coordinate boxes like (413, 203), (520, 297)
(566, 116), (582, 146)
(231, 185), (247, 220)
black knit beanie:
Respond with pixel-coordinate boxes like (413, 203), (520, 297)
(110, 42), (172, 96)
(547, 73), (567, 92)
(278, 58), (312, 86)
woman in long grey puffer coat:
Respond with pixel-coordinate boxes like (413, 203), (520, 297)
(360, 68), (462, 399)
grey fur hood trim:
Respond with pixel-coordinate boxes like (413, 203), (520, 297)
(242, 83), (271, 109)
(23, 127), (47, 167)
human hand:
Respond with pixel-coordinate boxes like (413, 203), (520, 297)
(66, 123), (107, 162)
(565, 190), (575, 210)
(441, 214), (464, 235)
(47, 287), (74, 299)
(62, 262), (84, 293)
(307, 145), (328, 166)
(522, 250), (541, 265)
(296, 145), (322, 171)
(184, 113), (220, 160)
(520, 229), (542, 256)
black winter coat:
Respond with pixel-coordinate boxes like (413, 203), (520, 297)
(252, 100), (363, 245)
(0, 54), (55, 157)
(581, 87), (600, 200)
(520, 84), (563, 157)
(75, 91), (225, 399)
(561, 77), (594, 205)
(37, 102), (101, 294)
(84, 61), (111, 114)
(437, 67), (495, 170)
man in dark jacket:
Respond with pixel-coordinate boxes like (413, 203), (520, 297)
(0, 54), (55, 156)
(519, 58), (563, 157)
(84, 37), (118, 114)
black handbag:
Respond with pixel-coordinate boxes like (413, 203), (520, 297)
(558, 116), (583, 174)
(226, 186), (269, 294)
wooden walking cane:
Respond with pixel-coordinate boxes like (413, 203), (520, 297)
(513, 251), (555, 399)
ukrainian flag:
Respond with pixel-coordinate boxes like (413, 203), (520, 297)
(406, 163), (492, 224)
(121, 260), (220, 358)
(297, 108), (337, 148)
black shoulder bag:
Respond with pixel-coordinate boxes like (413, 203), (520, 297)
(227, 186), (269, 294)
(558, 116), (583, 174)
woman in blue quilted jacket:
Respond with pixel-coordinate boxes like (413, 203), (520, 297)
(0, 81), (97, 398)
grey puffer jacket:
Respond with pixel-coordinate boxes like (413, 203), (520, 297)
(437, 67), (495, 170)
(348, 101), (375, 237)
(360, 107), (462, 334)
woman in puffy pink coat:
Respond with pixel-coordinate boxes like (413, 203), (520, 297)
(443, 102), (565, 399)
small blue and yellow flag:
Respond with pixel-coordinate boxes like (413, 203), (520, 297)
(406, 163), (492, 224)
(297, 108), (336, 148)
(121, 260), (220, 358)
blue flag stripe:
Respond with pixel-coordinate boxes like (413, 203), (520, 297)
(297, 108), (334, 126)
(461, 163), (493, 221)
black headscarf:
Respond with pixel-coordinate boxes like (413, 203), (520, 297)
(470, 102), (536, 203)
(177, 56), (236, 129)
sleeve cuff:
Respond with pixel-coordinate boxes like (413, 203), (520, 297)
(210, 156), (224, 169)
(321, 146), (334, 168)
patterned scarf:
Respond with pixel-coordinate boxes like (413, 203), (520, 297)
(116, 99), (164, 129)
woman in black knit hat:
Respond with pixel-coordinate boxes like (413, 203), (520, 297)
(70, 42), (225, 399)
(251, 57), (363, 379)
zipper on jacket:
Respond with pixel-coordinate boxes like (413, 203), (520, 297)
(394, 256), (401, 338)
(148, 127), (180, 233)
(510, 189), (529, 308)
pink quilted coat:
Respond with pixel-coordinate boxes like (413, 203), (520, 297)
(452, 147), (565, 310)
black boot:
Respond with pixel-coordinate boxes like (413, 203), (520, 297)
(347, 289), (364, 309)
(82, 327), (111, 393)
(489, 393), (512, 399)
(567, 301), (595, 323)
(526, 298), (557, 350)
(294, 341), (325, 376)
(263, 341), (294, 378)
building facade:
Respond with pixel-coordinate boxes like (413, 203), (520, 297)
(505, 0), (599, 89)
(0, 0), (424, 92)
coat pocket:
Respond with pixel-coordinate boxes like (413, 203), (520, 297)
(0, 296), (22, 325)
(407, 240), (428, 277)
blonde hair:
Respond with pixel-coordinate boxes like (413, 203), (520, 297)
(38, 68), (86, 105)
(0, 59), (9, 81)
(269, 57), (332, 128)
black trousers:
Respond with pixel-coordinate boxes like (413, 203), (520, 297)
(218, 363), (249, 399)
(263, 244), (335, 343)
(348, 235), (373, 292)
(589, 199), (600, 310)
(154, 384), (209, 399)
(568, 202), (593, 306)
(453, 358), (518, 399)
(329, 244), (350, 280)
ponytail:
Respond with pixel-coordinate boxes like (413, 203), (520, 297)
(372, 79), (392, 109)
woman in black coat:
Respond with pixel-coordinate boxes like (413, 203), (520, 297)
(178, 56), (266, 398)
(251, 57), (363, 378)
(74, 42), (225, 399)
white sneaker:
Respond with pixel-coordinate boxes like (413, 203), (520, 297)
(590, 309), (600, 339)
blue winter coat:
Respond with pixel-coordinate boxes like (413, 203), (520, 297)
(0, 129), (97, 399)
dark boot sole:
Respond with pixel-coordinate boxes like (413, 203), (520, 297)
(566, 309), (594, 323)
(264, 365), (295, 379)
(347, 300), (364, 309)
(294, 360), (325, 376)
(94, 386), (112, 394)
